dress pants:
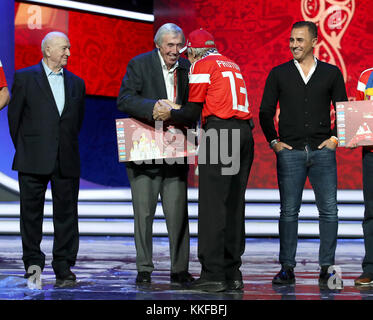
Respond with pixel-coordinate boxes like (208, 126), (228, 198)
(362, 150), (373, 274)
(18, 159), (80, 277)
(126, 164), (190, 273)
(198, 117), (254, 281)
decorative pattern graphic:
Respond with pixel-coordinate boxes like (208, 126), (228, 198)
(14, 2), (154, 97)
(155, 0), (373, 189)
(8, 1), (373, 189)
(301, 0), (355, 81)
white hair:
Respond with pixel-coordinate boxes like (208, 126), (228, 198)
(41, 31), (69, 55)
(187, 47), (211, 58)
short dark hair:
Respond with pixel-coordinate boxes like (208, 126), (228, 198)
(292, 21), (318, 39)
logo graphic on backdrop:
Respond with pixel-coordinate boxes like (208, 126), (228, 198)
(301, 0), (355, 81)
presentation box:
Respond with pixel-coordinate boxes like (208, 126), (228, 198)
(336, 100), (373, 147)
(115, 118), (197, 162)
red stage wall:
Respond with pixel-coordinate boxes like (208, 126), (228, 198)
(155, 0), (373, 189)
(14, 2), (154, 97)
(14, 1), (373, 189)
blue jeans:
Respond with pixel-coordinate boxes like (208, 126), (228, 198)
(276, 145), (338, 268)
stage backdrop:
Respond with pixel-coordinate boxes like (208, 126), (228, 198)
(155, 0), (373, 190)
(0, 1), (154, 187)
(2, 0), (372, 189)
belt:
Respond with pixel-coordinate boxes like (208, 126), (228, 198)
(205, 116), (254, 129)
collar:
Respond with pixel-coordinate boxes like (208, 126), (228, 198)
(202, 48), (219, 59)
(41, 59), (64, 76)
(157, 49), (179, 73)
(293, 56), (318, 68)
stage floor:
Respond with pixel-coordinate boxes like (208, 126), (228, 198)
(0, 236), (372, 302)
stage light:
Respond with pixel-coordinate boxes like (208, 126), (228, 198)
(22, 0), (154, 22)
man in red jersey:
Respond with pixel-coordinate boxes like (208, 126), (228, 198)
(154, 29), (254, 292)
(0, 60), (10, 110)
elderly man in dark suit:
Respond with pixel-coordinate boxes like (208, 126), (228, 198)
(117, 23), (194, 286)
(8, 31), (85, 288)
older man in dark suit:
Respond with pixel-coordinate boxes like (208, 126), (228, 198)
(117, 23), (193, 286)
(8, 31), (85, 288)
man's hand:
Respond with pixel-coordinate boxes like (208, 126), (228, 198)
(318, 138), (337, 150)
(272, 141), (293, 153)
(161, 99), (181, 110)
(153, 100), (172, 121)
(0, 86), (10, 111)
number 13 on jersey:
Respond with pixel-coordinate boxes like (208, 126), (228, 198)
(222, 71), (249, 113)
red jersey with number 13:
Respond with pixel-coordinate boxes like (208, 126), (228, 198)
(188, 53), (252, 123)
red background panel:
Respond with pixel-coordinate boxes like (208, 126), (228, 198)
(67, 11), (153, 97)
(14, 2), (154, 97)
(14, 1), (373, 189)
(155, 0), (373, 189)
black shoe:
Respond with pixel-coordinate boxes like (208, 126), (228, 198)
(189, 278), (228, 292)
(319, 265), (343, 289)
(227, 280), (244, 290)
(272, 267), (295, 285)
(170, 271), (195, 285)
(136, 271), (151, 284)
(54, 270), (77, 288)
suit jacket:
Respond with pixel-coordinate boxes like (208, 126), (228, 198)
(8, 62), (85, 177)
(116, 49), (190, 172)
(117, 48), (190, 121)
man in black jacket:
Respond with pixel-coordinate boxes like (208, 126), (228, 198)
(117, 23), (193, 286)
(8, 31), (85, 288)
(259, 21), (347, 286)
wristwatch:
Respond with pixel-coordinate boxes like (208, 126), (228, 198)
(270, 139), (279, 149)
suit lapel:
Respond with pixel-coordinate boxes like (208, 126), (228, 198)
(34, 62), (60, 116)
(62, 69), (73, 116)
(176, 64), (188, 105)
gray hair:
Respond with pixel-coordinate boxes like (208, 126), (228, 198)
(154, 23), (185, 47)
(41, 31), (69, 55)
(187, 47), (212, 58)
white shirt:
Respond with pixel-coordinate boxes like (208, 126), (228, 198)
(157, 49), (178, 102)
(293, 56), (318, 85)
(42, 60), (65, 116)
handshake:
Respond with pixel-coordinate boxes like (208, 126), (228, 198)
(152, 99), (181, 121)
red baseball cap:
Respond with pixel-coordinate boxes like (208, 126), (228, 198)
(179, 28), (215, 53)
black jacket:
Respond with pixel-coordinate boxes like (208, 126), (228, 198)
(8, 62), (85, 177)
(259, 59), (347, 150)
(117, 48), (190, 122)
(116, 48), (191, 172)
